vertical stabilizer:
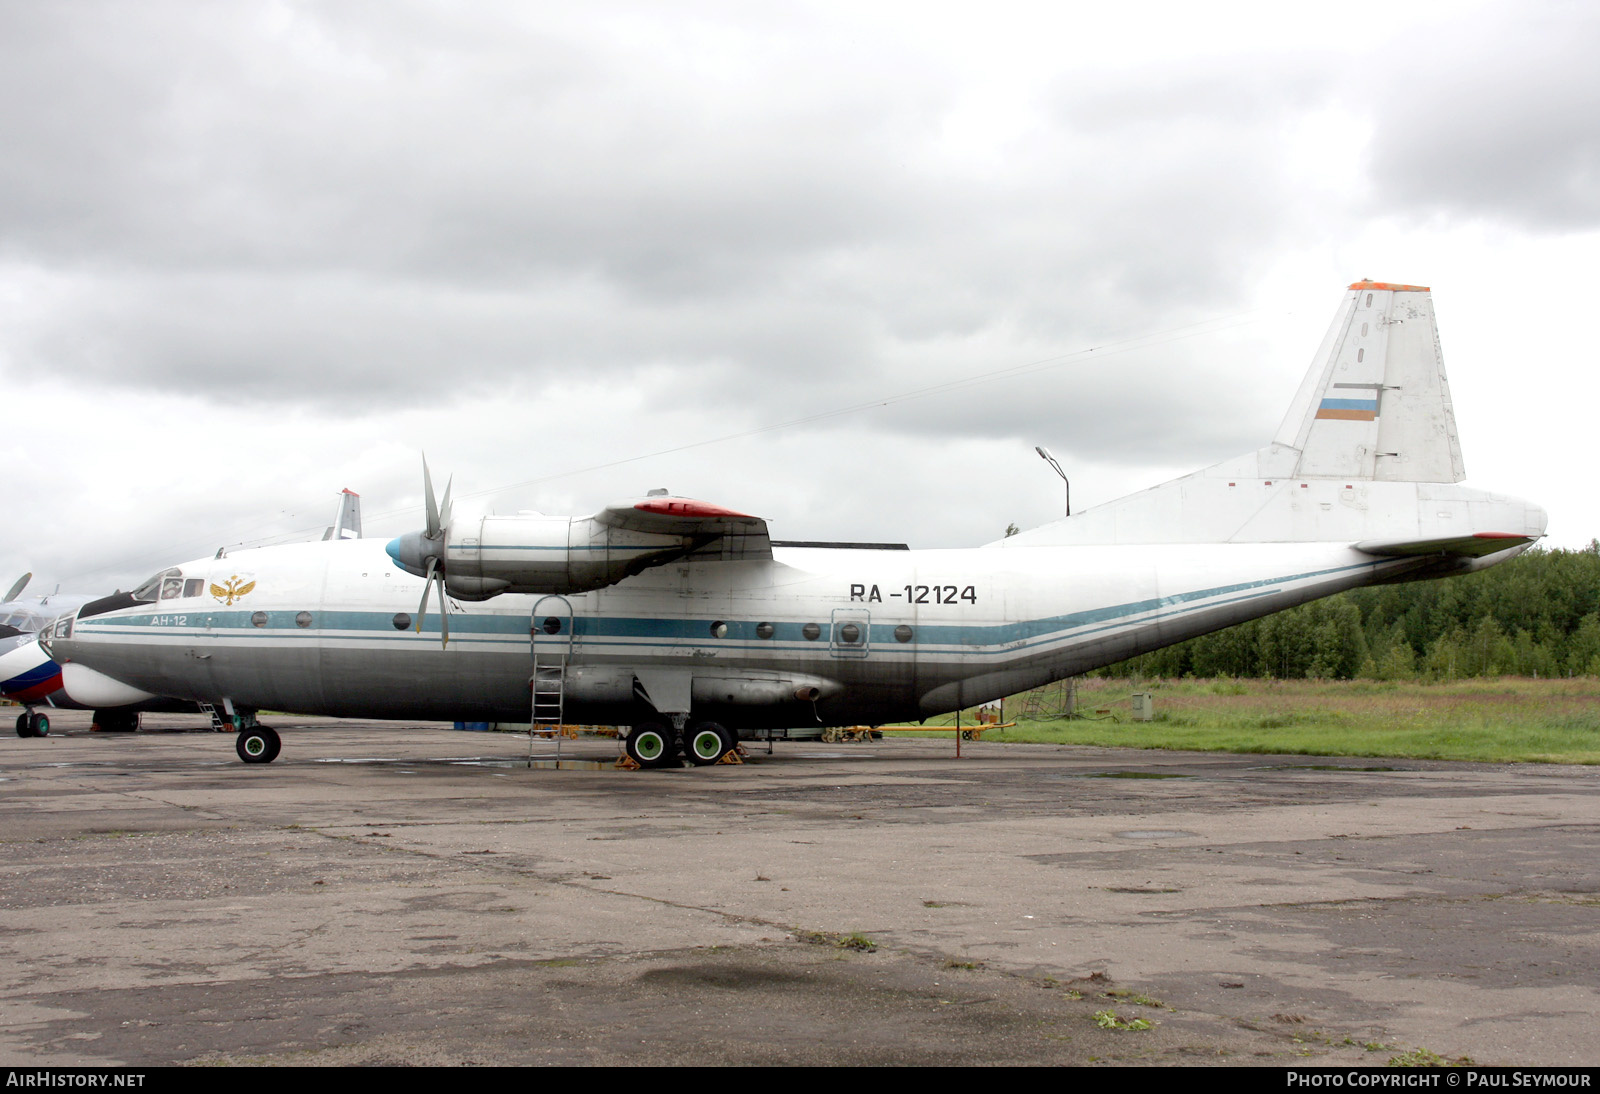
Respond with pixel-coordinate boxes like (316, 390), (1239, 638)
(1272, 282), (1465, 483)
(323, 488), (363, 541)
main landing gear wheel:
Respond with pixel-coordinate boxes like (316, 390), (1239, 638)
(92, 710), (139, 733)
(625, 722), (676, 769)
(32, 713), (48, 737)
(15, 713), (27, 738)
(685, 721), (734, 766)
(17, 712), (49, 738)
(236, 725), (281, 764)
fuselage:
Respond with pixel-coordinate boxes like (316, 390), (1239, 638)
(50, 536), (1440, 728)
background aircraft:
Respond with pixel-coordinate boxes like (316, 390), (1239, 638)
(45, 284), (1544, 766)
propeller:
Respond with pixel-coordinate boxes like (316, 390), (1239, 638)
(3, 573), (30, 603)
(409, 454), (454, 649)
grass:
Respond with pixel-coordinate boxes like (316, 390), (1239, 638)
(896, 677), (1600, 765)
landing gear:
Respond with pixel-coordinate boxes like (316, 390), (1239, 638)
(14, 713), (25, 738)
(684, 721), (735, 766)
(92, 710), (139, 733)
(32, 713), (48, 737)
(15, 711), (49, 738)
(624, 721), (677, 769)
(236, 725), (281, 764)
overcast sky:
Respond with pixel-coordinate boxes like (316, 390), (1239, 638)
(3, 0), (1597, 597)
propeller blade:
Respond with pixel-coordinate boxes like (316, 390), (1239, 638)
(415, 556), (436, 634)
(436, 570), (450, 649)
(438, 476), (453, 536)
(422, 455), (441, 540)
(3, 573), (29, 603)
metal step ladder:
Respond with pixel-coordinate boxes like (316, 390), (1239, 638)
(531, 655), (567, 734)
(529, 596), (576, 759)
(196, 701), (231, 732)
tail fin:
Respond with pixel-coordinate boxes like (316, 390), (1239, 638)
(1271, 282), (1465, 483)
(322, 488), (363, 541)
(1000, 281), (1543, 548)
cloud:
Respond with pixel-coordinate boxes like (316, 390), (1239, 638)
(1, 0), (1594, 597)
(1363, 4), (1600, 230)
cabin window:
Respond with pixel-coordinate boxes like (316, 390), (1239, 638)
(837, 623), (862, 645)
(709, 621), (728, 638)
(183, 579), (205, 598)
(894, 625), (914, 643)
(802, 622), (821, 641)
(295, 611), (313, 628)
(755, 622), (775, 639)
(541, 616), (562, 635)
(251, 612), (268, 628)
(392, 613), (411, 631)
(160, 577), (183, 600)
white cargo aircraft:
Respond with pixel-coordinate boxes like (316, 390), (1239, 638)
(44, 283), (1545, 767)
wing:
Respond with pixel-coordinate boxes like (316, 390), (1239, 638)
(1354, 532), (1538, 558)
(594, 497), (773, 562)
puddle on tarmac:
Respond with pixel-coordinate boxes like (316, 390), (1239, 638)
(1076, 771), (1190, 780)
(1261, 764), (1400, 773)
(314, 756), (616, 771)
(456, 759), (616, 771)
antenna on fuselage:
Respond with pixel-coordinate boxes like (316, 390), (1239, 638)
(1035, 446), (1070, 517)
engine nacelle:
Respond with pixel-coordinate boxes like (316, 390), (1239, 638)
(439, 515), (694, 597)
(389, 495), (771, 600)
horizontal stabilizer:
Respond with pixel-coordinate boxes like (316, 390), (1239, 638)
(1354, 532), (1537, 558)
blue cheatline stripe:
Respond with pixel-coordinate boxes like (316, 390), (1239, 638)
(1318, 398), (1378, 411)
(77, 559), (1385, 655)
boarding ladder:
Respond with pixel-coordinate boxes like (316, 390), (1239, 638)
(197, 700), (231, 732)
(530, 596), (576, 758)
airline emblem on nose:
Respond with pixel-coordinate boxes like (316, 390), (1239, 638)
(210, 575), (257, 605)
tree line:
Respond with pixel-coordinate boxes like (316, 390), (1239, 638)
(1103, 542), (1600, 680)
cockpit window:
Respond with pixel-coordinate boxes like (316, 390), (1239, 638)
(133, 567), (181, 603)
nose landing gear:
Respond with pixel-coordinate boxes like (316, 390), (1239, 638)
(14, 711), (49, 738)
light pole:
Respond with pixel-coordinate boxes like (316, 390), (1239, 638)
(1035, 446), (1070, 517)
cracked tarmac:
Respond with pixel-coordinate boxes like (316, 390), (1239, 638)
(2, 712), (1598, 1066)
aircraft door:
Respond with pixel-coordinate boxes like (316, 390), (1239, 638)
(829, 607), (870, 659)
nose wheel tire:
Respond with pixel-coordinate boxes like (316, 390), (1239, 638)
(236, 725), (281, 764)
(625, 722), (676, 769)
(685, 722), (734, 766)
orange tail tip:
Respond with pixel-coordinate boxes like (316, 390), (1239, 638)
(1348, 280), (1430, 292)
